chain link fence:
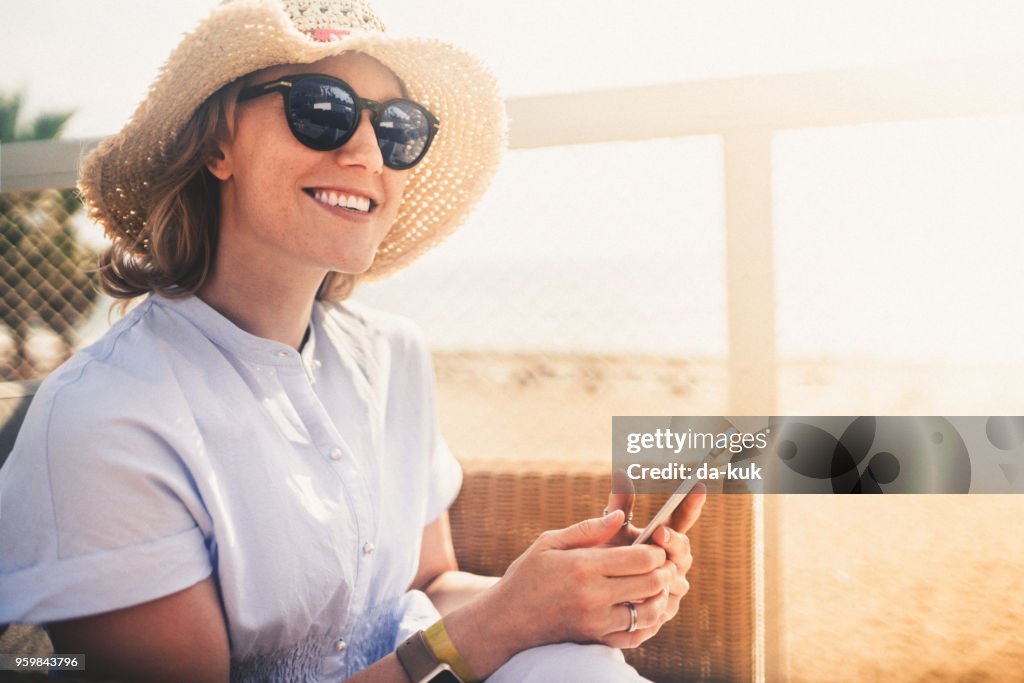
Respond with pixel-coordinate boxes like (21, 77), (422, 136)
(1, 189), (99, 381)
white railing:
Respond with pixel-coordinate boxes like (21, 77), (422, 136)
(511, 54), (1024, 417)
(5, 55), (1022, 415)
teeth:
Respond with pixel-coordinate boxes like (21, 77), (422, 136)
(345, 195), (370, 212)
(312, 190), (372, 213)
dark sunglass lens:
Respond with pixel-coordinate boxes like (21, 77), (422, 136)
(287, 78), (357, 149)
(377, 102), (433, 169)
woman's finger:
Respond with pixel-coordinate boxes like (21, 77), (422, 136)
(575, 544), (667, 578)
(604, 562), (676, 604)
(653, 527), (692, 572)
(537, 510), (625, 551)
(669, 482), (707, 534)
(604, 469), (636, 543)
(669, 574), (690, 599)
(600, 590), (673, 639)
(602, 625), (660, 650)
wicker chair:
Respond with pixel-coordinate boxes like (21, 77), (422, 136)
(0, 381), (759, 682)
(449, 461), (758, 682)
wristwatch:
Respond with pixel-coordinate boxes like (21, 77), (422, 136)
(395, 630), (465, 683)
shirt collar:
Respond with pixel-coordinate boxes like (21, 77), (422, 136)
(150, 292), (315, 368)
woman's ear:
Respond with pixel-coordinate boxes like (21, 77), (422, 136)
(206, 82), (242, 181)
(206, 142), (233, 181)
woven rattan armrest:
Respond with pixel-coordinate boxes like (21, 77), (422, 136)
(448, 459), (758, 683)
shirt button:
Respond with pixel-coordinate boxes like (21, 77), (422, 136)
(275, 350), (288, 358)
(313, 359), (322, 369)
(362, 541), (375, 555)
(334, 639), (347, 652)
(329, 447), (343, 460)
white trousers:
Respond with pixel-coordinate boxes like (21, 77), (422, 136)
(486, 642), (653, 682)
(397, 590), (652, 682)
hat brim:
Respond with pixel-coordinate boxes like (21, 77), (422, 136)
(80, 0), (506, 280)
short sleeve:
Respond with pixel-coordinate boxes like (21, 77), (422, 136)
(410, 330), (462, 525)
(0, 370), (212, 623)
(425, 432), (463, 524)
(380, 308), (463, 525)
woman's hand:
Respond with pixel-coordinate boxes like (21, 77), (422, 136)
(440, 480), (707, 678)
(601, 474), (708, 648)
(482, 510), (677, 653)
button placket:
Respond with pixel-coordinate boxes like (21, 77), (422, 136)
(287, 338), (378, 603)
(304, 358), (321, 385)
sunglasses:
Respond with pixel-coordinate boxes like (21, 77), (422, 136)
(237, 73), (440, 170)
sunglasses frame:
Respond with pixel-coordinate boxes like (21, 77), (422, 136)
(237, 73), (440, 170)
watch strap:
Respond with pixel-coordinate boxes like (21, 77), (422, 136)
(424, 619), (480, 683)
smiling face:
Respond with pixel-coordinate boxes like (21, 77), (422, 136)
(206, 52), (411, 294)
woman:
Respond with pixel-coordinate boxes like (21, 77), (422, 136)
(0, 1), (705, 681)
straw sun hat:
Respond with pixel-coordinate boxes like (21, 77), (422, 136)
(80, 0), (505, 280)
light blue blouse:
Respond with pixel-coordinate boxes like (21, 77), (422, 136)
(0, 293), (463, 681)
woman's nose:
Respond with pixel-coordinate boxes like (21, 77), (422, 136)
(334, 111), (384, 174)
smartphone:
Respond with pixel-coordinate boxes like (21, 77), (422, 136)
(630, 429), (740, 545)
(631, 482), (696, 545)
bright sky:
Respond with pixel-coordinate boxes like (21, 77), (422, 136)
(4, 0), (1024, 137)
(4, 1), (1024, 362)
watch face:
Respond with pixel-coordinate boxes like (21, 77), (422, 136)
(429, 671), (463, 683)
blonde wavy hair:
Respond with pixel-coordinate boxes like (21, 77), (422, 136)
(97, 79), (355, 304)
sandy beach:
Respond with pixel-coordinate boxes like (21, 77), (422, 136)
(434, 352), (1024, 682)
